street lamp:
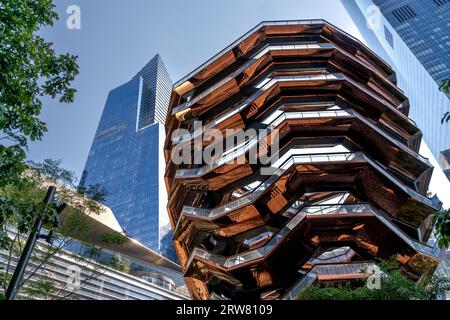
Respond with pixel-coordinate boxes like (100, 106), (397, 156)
(5, 186), (66, 300)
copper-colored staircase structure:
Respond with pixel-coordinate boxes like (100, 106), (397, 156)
(164, 20), (442, 300)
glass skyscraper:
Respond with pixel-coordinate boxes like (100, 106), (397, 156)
(341, 0), (450, 178)
(342, 0), (450, 298)
(371, 0), (450, 88)
(80, 54), (177, 262)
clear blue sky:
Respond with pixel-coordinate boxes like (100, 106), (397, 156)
(29, 0), (363, 179)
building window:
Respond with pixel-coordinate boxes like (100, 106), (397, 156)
(433, 0), (449, 6)
(384, 26), (394, 48)
(391, 5), (416, 23)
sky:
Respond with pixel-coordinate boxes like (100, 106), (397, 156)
(28, 0), (363, 180)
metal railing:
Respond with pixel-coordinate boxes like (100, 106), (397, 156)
(267, 109), (351, 129)
(175, 144), (360, 178)
(185, 202), (442, 271)
(173, 74), (424, 180)
(282, 262), (376, 300)
(175, 152), (363, 233)
(174, 19), (328, 87)
(176, 149), (438, 242)
(172, 71), (417, 148)
(186, 203), (375, 269)
(172, 43), (336, 116)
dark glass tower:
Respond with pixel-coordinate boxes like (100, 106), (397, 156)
(80, 54), (177, 262)
(371, 0), (450, 88)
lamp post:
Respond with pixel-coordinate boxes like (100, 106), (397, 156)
(5, 186), (62, 300)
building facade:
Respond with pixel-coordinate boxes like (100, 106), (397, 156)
(0, 237), (189, 300)
(372, 0), (450, 88)
(341, 0), (450, 178)
(80, 54), (177, 261)
(1, 192), (189, 300)
(164, 20), (442, 300)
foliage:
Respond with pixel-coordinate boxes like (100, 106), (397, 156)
(27, 159), (76, 186)
(0, 1), (123, 300)
(0, 0), (79, 187)
(0, 177), (50, 236)
(58, 210), (91, 241)
(0, 159), (126, 300)
(0, 231), (12, 251)
(440, 76), (450, 95)
(109, 255), (132, 273)
(425, 274), (450, 299)
(440, 75), (450, 123)
(0, 145), (27, 188)
(77, 184), (108, 202)
(97, 232), (127, 247)
(22, 279), (56, 299)
(433, 209), (450, 249)
(298, 258), (450, 300)
(82, 244), (103, 261)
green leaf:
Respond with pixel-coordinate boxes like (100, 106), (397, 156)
(0, 0), (79, 188)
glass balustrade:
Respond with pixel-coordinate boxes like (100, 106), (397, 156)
(282, 273), (317, 300)
(173, 72), (340, 135)
(266, 109), (351, 130)
(185, 202), (441, 271)
(174, 20), (328, 90)
(175, 139), (259, 178)
(171, 42), (336, 117)
(282, 262), (376, 299)
(350, 110), (431, 166)
(364, 156), (436, 208)
(187, 203), (374, 269)
(177, 152), (361, 225)
(175, 135), (361, 178)
(172, 102), (429, 183)
(172, 73), (419, 171)
(309, 247), (355, 264)
(176, 149), (436, 234)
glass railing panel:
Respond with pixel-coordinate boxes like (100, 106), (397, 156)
(283, 262), (375, 299)
(190, 205), (436, 270)
(363, 155), (436, 208)
(316, 154), (335, 162)
(177, 154), (362, 222)
(173, 75), (352, 144)
(411, 240), (442, 258)
(179, 168), (286, 221)
(340, 74), (416, 126)
(178, 153), (422, 234)
(187, 202), (440, 272)
(282, 273), (317, 300)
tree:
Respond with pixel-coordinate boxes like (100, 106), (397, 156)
(433, 209), (450, 249)
(0, 0), (79, 187)
(298, 258), (450, 300)
(0, 1), (122, 300)
(0, 159), (127, 299)
(105, 255), (132, 273)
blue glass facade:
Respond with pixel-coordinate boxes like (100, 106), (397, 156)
(371, 0), (450, 88)
(80, 54), (177, 262)
(341, 0), (450, 177)
(342, 0), (450, 297)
